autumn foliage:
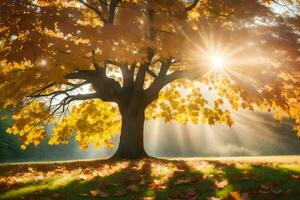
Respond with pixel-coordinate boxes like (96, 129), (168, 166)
(0, 0), (299, 158)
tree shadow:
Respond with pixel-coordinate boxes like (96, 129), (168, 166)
(221, 163), (300, 200)
(0, 159), (300, 200)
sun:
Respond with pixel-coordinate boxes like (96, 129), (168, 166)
(210, 54), (225, 70)
(40, 59), (47, 66)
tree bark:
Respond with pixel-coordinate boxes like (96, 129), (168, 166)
(112, 104), (148, 159)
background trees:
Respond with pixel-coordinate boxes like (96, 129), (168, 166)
(0, 0), (299, 159)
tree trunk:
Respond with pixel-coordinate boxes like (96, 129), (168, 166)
(112, 105), (148, 159)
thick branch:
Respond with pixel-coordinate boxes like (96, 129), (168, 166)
(106, 60), (135, 88)
(134, 64), (147, 91)
(64, 70), (96, 81)
(64, 67), (122, 103)
(133, 48), (154, 91)
(146, 68), (157, 78)
(108, 0), (122, 24)
(145, 68), (205, 104)
(158, 59), (172, 77)
(185, 0), (200, 11)
(81, 0), (122, 24)
(120, 64), (134, 88)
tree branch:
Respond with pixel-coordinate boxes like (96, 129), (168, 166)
(50, 93), (98, 116)
(29, 82), (56, 97)
(134, 64), (147, 91)
(29, 81), (88, 98)
(145, 68), (205, 104)
(133, 48), (154, 91)
(64, 70), (96, 80)
(78, 0), (107, 22)
(146, 68), (157, 78)
(158, 59), (172, 77)
(185, 0), (200, 11)
(108, 0), (122, 24)
(106, 60), (134, 88)
(64, 68), (122, 103)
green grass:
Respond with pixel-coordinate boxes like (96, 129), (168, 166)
(0, 157), (300, 199)
(0, 176), (76, 199)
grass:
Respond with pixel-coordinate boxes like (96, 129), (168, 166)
(0, 156), (300, 199)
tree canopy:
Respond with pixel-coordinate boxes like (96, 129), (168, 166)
(0, 0), (299, 151)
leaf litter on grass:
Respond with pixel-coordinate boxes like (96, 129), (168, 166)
(0, 157), (300, 199)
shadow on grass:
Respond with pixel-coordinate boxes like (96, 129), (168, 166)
(0, 159), (300, 199)
(221, 164), (300, 200)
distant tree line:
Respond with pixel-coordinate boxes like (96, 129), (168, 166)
(0, 115), (22, 162)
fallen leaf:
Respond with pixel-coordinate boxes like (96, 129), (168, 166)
(150, 179), (167, 190)
(258, 189), (269, 194)
(90, 190), (100, 197)
(260, 184), (269, 190)
(99, 191), (110, 197)
(230, 191), (249, 200)
(215, 179), (228, 189)
(127, 184), (140, 192)
(52, 193), (60, 197)
(241, 193), (249, 200)
(230, 191), (242, 200)
(139, 178), (146, 185)
(291, 174), (300, 180)
(90, 189), (110, 197)
(270, 188), (282, 194)
(141, 198), (155, 200)
(174, 176), (202, 185)
(186, 188), (197, 196)
(27, 167), (35, 173)
(168, 188), (198, 200)
(5, 177), (17, 186)
(78, 173), (88, 180)
(203, 174), (214, 179)
(241, 170), (250, 175)
(174, 177), (192, 185)
(92, 170), (103, 177)
(207, 197), (221, 200)
(114, 189), (127, 196)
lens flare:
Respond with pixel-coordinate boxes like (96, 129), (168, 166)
(40, 59), (47, 66)
(211, 54), (225, 70)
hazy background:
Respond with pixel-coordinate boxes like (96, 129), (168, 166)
(1, 110), (300, 163)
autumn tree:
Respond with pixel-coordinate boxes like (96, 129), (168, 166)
(0, 0), (299, 159)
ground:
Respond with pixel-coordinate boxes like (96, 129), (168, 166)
(0, 156), (300, 200)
